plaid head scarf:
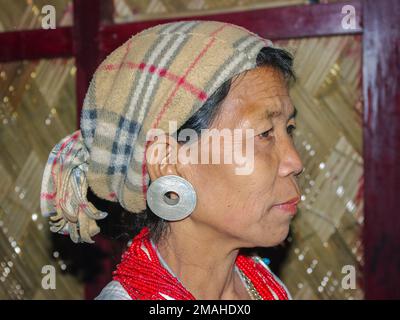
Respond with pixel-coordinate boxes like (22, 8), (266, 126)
(40, 20), (273, 243)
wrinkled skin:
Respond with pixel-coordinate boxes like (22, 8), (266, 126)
(146, 66), (303, 300)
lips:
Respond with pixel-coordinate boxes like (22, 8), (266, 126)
(273, 196), (300, 215)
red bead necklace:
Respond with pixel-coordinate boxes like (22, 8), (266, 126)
(113, 227), (289, 300)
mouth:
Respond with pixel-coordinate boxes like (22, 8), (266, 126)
(272, 196), (301, 215)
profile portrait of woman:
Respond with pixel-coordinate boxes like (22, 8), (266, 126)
(41, 20), (303, 300)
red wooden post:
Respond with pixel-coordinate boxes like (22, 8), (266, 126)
(362, 0), (400, 299)
(72, 0), (119, 300)
(73, 0), (102, 128)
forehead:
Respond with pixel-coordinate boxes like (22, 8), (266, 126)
(215, 67), (294, 126)
(237, 66), (288, 97)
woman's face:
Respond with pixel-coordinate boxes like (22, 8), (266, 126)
(181, 66), (303, 248)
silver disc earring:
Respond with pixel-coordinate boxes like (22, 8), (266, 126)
(146, 175), (197, 221)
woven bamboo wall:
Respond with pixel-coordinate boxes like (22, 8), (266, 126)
(0, 0), (82, 299)
(0, 0), (72, 32)
(112, 0), (306, 22)
(275, 35), (364, 299)
(0, 58), (84, 299)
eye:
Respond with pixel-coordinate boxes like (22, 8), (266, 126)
(287, 124), (296, 137)
(258, 128), (273, 139)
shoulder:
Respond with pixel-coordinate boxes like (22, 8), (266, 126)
(95, 281), (132, 300)
(253, 256), (293, 300)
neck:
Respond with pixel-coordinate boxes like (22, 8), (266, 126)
(154, 219), (247, 300)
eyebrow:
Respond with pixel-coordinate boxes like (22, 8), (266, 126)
(265, 106), (297, 120)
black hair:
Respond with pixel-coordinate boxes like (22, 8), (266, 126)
(100, 46), (296, 245)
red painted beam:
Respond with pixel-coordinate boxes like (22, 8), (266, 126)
(0, 1), (363, 63)
(362, 0), (400, 299)
(100, 0), (362, 55)
(0, 27), (73, 62)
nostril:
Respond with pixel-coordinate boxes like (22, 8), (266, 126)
(296, 167), (305, 177)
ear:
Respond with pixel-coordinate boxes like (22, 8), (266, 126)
(145, 133), (180, 182)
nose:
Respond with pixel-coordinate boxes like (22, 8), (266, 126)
(278, 138), (304, 177)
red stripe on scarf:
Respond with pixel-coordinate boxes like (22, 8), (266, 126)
(101, 61), (208, 102)
(49, 131), (80, 205)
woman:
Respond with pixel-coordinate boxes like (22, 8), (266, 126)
(41, 20), (303, 300)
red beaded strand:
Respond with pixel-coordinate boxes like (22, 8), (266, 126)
(113, 227), (195, 300)
(236, 255), (288, 300)
(113, 227), (289, 300)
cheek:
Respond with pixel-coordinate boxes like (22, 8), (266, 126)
(187, 163), (261, 232)
(222, 149), (282, 225)
(185, 146), (282, 231)
(250, 144), (280, 195)
(222, 194), (261, 226)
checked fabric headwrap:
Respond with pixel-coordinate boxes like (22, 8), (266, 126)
(40, 20), (273, 243)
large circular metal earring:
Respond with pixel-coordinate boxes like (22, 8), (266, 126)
(146, 175), (197, 221)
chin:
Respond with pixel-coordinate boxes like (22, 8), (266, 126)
(259, 227), (290, 247)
